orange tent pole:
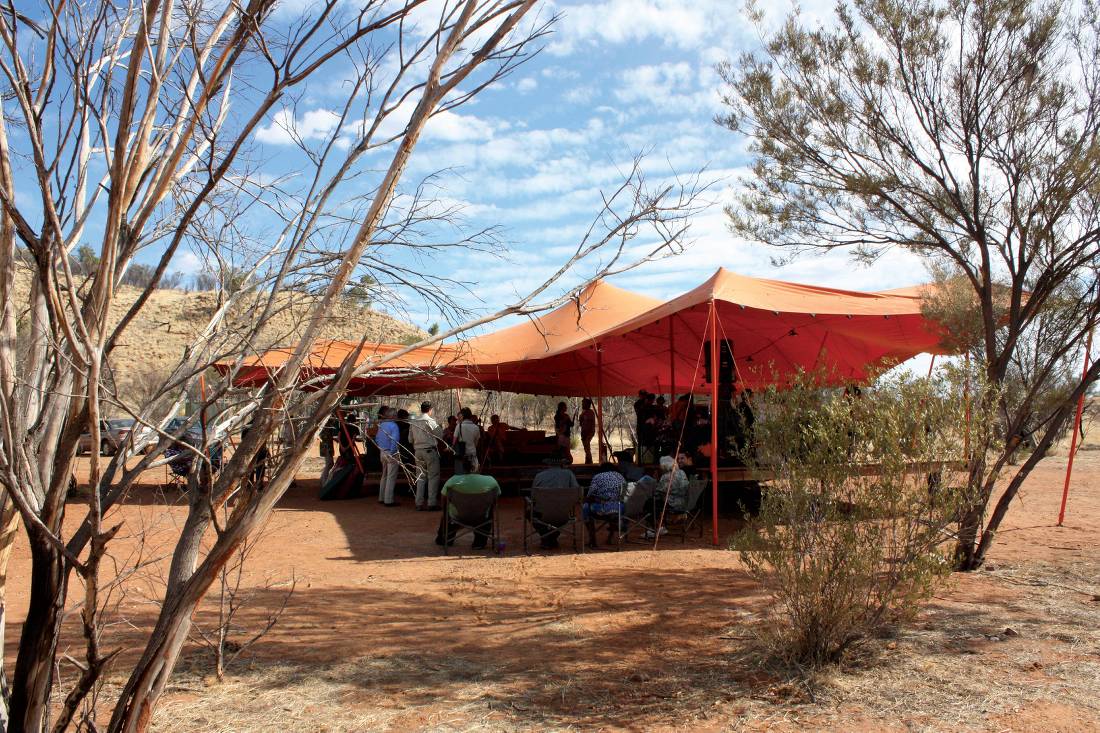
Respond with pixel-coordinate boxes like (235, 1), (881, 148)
(1059, 328), (1093, 526)
(596, 346), (606, 462)
(709, 300), (720, 546)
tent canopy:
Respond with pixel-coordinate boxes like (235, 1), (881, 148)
(221, 268), (948, 397)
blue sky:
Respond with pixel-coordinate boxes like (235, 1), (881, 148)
(226, 0), (930, 334)
(9, 0), (928, 342)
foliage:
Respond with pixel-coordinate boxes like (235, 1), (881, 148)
(345, 274), (378, 308)
(736, 371), (967, 667)
(721, 0), (1100, 569)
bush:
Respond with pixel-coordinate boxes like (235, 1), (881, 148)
(736, 370), (968, 668)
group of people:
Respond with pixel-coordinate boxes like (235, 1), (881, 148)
(526, 449), (692, 549)
(552, 399), (599, 464)
(633, 389), (757, 467)
(318, 401), (495, 509)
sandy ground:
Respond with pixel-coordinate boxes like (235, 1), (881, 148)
(6, 447), (1100, 732)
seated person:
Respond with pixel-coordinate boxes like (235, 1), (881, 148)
(583, 463), (626, 546)
(612, 450), (646, 482)
(645, 455), (690, 538)
(529, 451), (581, 549)
(435, 472), (500, 549)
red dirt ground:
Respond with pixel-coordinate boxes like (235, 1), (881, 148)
(6, 449), (1100, 732)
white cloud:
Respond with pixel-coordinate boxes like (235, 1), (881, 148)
(169, 250), (203, 275)
(256, 108), (341, 146)
(548, 0), (724, 54)
(516, 77), (539, 93)
(615, 62), (694, 103)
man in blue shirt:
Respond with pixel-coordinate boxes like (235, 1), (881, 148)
(376, 406), (401, 506)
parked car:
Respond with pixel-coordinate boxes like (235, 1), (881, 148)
(106, 418), (154, 454)
(77, 420), (117, 456)
(78, 418), (157, 456)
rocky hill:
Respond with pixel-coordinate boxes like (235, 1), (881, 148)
(15, 270), (423, 401)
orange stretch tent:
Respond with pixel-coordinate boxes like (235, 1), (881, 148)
(226, 340), (464, 393)
(221, 268), (947, 396)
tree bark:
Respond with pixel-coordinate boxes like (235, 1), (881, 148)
(0, 497), (20, 728)
(9, 531), (69, 732)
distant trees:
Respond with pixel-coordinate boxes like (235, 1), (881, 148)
(721, 0), (1100, 570)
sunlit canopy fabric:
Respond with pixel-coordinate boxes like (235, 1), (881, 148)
(221, 268), (948, 397)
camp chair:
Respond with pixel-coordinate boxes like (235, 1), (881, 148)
(441, 488), (500, 556)
(587, 479), (652, 551)
(164, 440), (223, 492)
(618, 478), (655, 545)
(523, 486), (583, 553)
(663, 477), (709, 543)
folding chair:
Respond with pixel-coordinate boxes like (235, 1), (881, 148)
(618, 479), (655, 545)
(442, 488), (500, 556)
(523, 486), (583, 553)
(664, 478), (709, 543)
(587, 479), (652, 551)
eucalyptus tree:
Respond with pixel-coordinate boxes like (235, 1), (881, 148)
(721, 0), (1100, 570)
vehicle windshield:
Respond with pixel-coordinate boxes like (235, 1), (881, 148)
(109, 419), (135, 428)
(164, 417), (190, 433)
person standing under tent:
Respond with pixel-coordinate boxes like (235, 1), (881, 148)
(579, 398), (597, 464)
(336, 410), (360, 460)
(553, 401), (574, 456)
(633, 390), (648, 450)
(442, 415), (457, 445)
(318, 416), (337, 486)
(453, 407), (481, 475)
(410, 401), (444, 511)
(396, 408), (414, 472)
(376, 407), (401, 506)
(485, 414), (510, 467)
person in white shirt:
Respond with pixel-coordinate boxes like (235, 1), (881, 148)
(452, 407), (481, 474)
(409, 401), (444, 510)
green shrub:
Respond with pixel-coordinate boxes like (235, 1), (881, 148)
(736, 370), (968, 667)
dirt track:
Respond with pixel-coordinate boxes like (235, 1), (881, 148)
(6, 449), (1100, 731)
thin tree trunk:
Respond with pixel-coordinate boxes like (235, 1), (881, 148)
(0, 497), (20, 728)
(9, 533), (68, 732)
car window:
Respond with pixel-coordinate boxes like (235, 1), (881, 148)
(109, 419), (135, 429)
(165, 418), (188, 432)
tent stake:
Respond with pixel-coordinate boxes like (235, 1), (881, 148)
(709, 300), (720, 546)
(1059, 328), (1093, 526)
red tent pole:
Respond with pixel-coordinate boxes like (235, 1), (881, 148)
(709, 300), (720, 546)
(926, 353), (936, 378)
(596, 346), (606, 462)
(1058, 328), (1093, 526)
(669, 317), (676, 403)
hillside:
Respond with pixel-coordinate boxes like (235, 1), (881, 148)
(15, 270), (423, 400)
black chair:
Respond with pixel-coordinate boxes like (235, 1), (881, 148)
(523, 486), (583, 553)
(441, 489), (500, 555)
